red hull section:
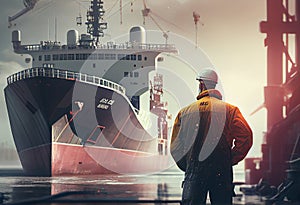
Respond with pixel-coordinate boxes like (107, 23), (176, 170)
(52, 143), (174, 175)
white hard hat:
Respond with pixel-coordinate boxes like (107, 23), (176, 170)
(196, 69), (218, 84)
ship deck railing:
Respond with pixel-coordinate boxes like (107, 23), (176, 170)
(6, 67), (126, 95)
(15, 41), (177, 52)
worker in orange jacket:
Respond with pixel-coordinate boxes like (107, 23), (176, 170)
(171, 69), (253, 205)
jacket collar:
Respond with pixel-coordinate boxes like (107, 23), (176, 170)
(196, 89), (223, 100)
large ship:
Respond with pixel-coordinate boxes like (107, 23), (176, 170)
(4, 0), (178, 176)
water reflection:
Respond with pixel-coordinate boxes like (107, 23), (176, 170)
(1, 169), (183, 204)
(0, 170), (269, 205)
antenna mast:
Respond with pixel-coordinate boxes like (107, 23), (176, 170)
(55, 17), (57, 42)
(120, 0), (123, 24)
(86, 0), (108, 43)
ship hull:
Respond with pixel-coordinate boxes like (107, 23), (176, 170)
(5, 68), (173, 176)
(52, 143), (172, 175)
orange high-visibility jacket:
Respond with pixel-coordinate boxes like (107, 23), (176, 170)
(171, 89), (253, 170)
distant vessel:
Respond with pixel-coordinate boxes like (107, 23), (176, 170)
(4, 0), (178, 176)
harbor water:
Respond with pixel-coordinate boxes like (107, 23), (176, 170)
(0, 166), (267, 205)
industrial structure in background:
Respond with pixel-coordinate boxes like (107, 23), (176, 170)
(150, 74), (169, 156)
(245, 0), (300, 201)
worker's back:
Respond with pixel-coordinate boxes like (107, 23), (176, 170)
(171, 69), (252, 205)
(171, 89), (233, 181)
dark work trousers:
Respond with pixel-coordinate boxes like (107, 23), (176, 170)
(182, 174), (233, 205)
(181, 152), (234, 204)
(180, 113), (234, 205)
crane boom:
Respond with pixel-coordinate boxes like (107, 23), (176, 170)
(8, 0), (39, 27)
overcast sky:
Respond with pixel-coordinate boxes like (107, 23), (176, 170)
(0, 0), (267, 159)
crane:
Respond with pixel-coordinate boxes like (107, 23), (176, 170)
(8, 0), (39, 28)
(141, 0), (170, 44)
(105, 0), (136, 25)
(193, 11), (204, 47)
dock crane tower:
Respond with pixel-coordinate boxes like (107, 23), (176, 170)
(245, 0), (300, 199)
